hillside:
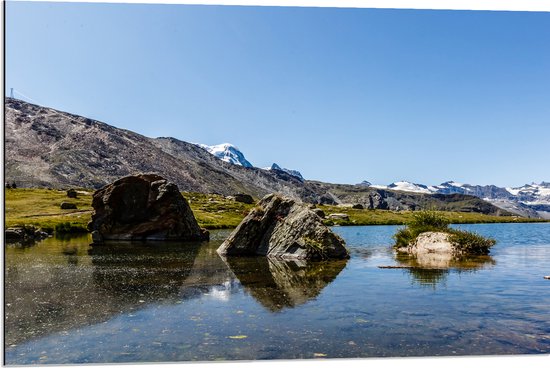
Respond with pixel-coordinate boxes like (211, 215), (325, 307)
(4, 98), (511, 216)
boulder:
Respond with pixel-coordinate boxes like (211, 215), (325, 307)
(218, 194), (349, 260)
(60, 202), (77, 209)
(234, 193), (254, 204)
(67, 189), (78, 198)
(395, 231), (483, 262)
(312, 208), (325, 219)
(352, 203), (364, 209)
(87, 173), (209, 242)
(327, 213), (349, 221)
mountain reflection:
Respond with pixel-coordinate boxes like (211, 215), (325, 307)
(394, 252), (495, 287)
(224, 256), (347, 312)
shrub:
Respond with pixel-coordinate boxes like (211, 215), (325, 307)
(448, 229), (496, 255)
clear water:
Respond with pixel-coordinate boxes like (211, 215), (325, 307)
(4, 223), (550, 364)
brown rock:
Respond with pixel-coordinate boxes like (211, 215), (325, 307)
(234, 193), (254, 204)
(60, 202), (77, 209)
(87, 173), (209, 242)
(217, 193), (349, 260)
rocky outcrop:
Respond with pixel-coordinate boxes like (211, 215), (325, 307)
(87, 174), (209, 242)
(218, 194), (349, 260)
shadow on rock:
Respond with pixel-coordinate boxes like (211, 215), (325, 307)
(224, 256), (347, 312)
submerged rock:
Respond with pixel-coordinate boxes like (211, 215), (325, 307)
(87, 173), (209, 242)
(217, 193), (349, 260)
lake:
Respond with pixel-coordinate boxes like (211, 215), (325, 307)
(4, 223), (550, 364)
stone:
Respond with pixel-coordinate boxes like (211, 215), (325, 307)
(312, 208), (325, 219)
(5, 226), (49, 244)
(67, 189), (78, 198)
(217, 193), (349, 260)
(234, 193), (254, 204)
(60, 202), (77, 209)
(87, 173), (209, 242)
(352, 203), (364, 209)
(327, 213), (349, 221)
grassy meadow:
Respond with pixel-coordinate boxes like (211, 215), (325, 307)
(4, 188), (547, 234)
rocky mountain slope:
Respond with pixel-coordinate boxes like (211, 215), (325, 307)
(4, 98), (512, 216)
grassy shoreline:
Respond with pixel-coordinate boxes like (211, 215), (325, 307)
(4, 188), (548, 234)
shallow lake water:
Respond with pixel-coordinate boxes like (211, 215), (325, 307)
(4, 223), (550, 364)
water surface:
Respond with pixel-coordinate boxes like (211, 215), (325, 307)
(5, 223), (550, 363)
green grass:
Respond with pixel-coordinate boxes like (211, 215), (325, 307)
(5, 188), (548, 234)
(184, 192), (255, 229)
(5, 188), (94, 233)
(392, 210), (497, 255)
(318, 205), (545, 227)
(5, 189), (255, 232)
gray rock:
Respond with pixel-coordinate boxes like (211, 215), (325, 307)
(218, 194), (349, 260)
(234, 193), (254, 204)
(327, 213), (349, 221)
(60, 202), (77, 209)
(87, 173), (209, 242)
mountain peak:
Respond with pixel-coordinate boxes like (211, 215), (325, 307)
(196, 143), (253, 168)
(264, 163), (304, 181)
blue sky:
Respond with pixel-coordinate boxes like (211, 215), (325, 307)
(5, 2), (550, 187)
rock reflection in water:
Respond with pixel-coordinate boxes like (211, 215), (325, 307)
(89, 241), (203, 302)
(4, 237), (221, 346)
(394, 252), (495, 287)
(225, 257), (347, 312)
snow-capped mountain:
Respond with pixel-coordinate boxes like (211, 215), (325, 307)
(196, 143), (253, 168)
(371, 181), (433, 194)
(263, 163), (304, 181)
(360, 180), (550, 219)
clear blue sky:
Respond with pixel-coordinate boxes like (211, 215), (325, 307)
(5, 1), (550, 187)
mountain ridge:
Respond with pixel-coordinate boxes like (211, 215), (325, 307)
(3, 98), (515, 217)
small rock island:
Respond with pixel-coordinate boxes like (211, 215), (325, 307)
(394, 210), (496, 259)
(88, 173), (209, 242)
(217, 193), (349, 260)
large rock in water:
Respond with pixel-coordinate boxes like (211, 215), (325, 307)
(217, 194), (349, 260)
(87, 174), (209, 242)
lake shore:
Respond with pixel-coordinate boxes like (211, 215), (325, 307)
(5, 188), (548, 235)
